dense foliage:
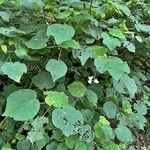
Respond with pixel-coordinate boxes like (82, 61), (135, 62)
(0, 0), (150, 149)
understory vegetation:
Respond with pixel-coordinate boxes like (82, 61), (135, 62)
(0, 0), (150, 149)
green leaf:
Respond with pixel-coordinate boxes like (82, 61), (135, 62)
(32, 72), (55, 90)
(57, 143), (68, 150)
(46, 59), (67, 82)
(52, 106), (83, 136)
(45, 91), (69, 107)
(79, 125), (93, 143)
(102, 32), (121, 51)
(85, 89), (98, 107)
(94, 57), (130, 81)
(65, 136), (78, 149)
(115, 124), (133, 143)
(47, 24), (75, 44)
(19, 0), (43, 8)
(25, 36), (49, 50)
(135, 23), (150, 33)
(68, 81), (87, 97)
(1, 62), (27, 82)
(0, 0), (5, 4)
(27, 116), (48, 144)
(88, 45), (107, 58)
(2, 89), (40, 121)
(113, 75), (137, 98)
(103, 101), (117, 119)
(46, 142), (58, 150)
(109, 27), (126, 40)
(59, 39), (81, 49)
(17, 140), (30, 150)
(78, 48), (91, 65)
(134, 102), (147, 115)
(94, 117), (115, 141)
(75, 142), (87, 150)
(0, 11), (11, 22)
(124, 41), (135, 52)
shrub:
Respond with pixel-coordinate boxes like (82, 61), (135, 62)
(0, 0), (150, 149)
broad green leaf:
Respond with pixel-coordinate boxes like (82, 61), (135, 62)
(46, 142), (58, 150)
(94, 57), (130, 81)
(0, 27), (24, 37)
(25, 36), (49, 49)
(94, 117), (115, 141)
(47, 24), (75, 44)
(135, 23), (150, 33)
(112, 2), (131, 16)
(79, 125), (93, 143)
(2, 89), (40, 121)
(75, 142), (87, 150)
(134, 102), (147, 115)
(1, 62), (27, 82)
(45, 91), (69, 107)
(0, 0), (5, 4)
(59, 39), (81, 49)
(81, 109), (94, 123)
(103, 101), (117, 119)
(52, 106), (83, 136)
(0, 11), (10, 22)
(78, 48), (91, 65)
(109, 27), (126, 40)
(0, 61), (5, 74)
(130, 113), (147, 130)
(113, 75), (137, 98)
(32, 72), (55, 90)
(115, 124), (133, 143)
(65, 136), (78, 149)
(102, 32), (121, 51)
(57, 143), (68, 150)
(46, 59), (67, 82)
(19, 0), (43, 8)
(123, 41), (135, 52)
(88, 45), (107, 58)
(68, 81), (87, 97)
(27, 116), (48, 144)
(15, 48), (29, 59)
(85, 89), (98, 107)
(17, 140), (30, 150)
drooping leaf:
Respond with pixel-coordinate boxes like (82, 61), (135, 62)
(102, 32), (121, 51)
(32, 72), (55, 90)
(75, 142), (87, 150)
(27, 116), (48, 144)
(45, 91), (69, 107)
(46, 59), (67, 82)
(94, 117), (115, 141)
(68, 81), (87, 97)
(94, 57), (130, 81)
(113, 75), (137, 98)
(59, 39), (81, 49)
(88, 45), (107, 58)
(25, 36), (49, 50)
(135, 23), (150, 33)
(109, 27), (126, 40)
(123, 41), (135, 52)
(79, 125), (93, 143)
(47, 24), (75, 44)
(1, 62), (27, 82)
(52, 106), (83, 136)
(17, 140), (30, 150)
(2, 89), (40, 121)
(0, 11), (11, 22)
(115, 124), (133, 143)
(103, 101), (117, 119)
